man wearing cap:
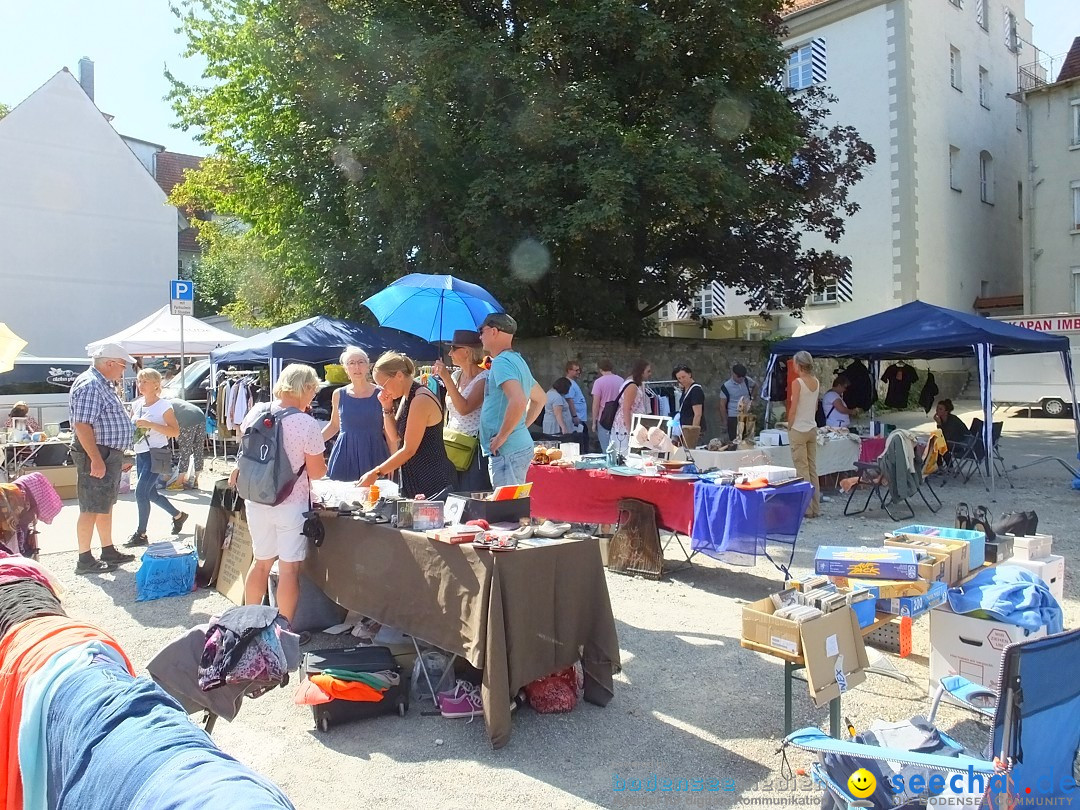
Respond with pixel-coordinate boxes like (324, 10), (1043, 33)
(478, 313), (546, 487)
(69, 343), (137, 574)
(719, 363), (757, 443)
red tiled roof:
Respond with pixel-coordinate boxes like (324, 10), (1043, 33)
(1057, 37), (1080, 83)
(154, 150), (203, 197)
(155, 151), (205, 255)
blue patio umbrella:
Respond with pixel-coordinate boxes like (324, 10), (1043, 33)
(360, 274), (505, 343)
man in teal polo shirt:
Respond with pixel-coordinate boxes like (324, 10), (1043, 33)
(478, 313), (546, 487)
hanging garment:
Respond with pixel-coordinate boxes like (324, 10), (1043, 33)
(917, 371), (939, 414)
(198, 605), (281, 691)
(881, 363), (919, 408)
(768, 358), (788, 403)
(840, 359), (876, 411)
(44, 654), (295, 809)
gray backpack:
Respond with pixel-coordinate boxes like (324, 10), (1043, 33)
(235, 404), (305, 505)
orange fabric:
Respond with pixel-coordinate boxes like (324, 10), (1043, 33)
(309, 673), (386, 702)
(1, 615), (133, 810)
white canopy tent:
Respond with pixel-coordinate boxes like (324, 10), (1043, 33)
(85, 306), (243, 357)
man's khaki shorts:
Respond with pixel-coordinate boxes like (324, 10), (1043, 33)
(71, 444), (124, 514)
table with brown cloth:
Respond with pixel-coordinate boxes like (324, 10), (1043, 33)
(303, 519), (621, 749)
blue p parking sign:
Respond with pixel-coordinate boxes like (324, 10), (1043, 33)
(170, 280), (195, 315)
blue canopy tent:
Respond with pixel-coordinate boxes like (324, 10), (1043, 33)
(209, 315), (438, 386)
(767, 300), (1080, 490)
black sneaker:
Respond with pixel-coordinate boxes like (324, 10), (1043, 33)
(171, 512), (189, 535)
(75, 556), (115, 575)
(100, 546), (135, 564)
(124, 531), (149, 548)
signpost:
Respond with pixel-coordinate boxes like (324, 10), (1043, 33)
(170, 280), (195, 390)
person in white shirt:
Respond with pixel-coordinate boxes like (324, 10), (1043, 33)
(126, 368), (186, 547)
(822, 375), (857, 429)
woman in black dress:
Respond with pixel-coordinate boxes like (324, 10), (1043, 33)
(357, 352), (453, 498)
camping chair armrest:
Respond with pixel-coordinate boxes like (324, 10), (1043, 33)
(928, 676), (997, 724)
(809, 763), (876, 808)
(785, 727), (996, 774)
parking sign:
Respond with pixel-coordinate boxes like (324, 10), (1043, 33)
(170, 280), (194, 316)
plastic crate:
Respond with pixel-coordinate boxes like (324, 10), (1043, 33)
(889, 524), (986, 568)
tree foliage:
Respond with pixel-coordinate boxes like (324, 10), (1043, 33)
(169, 0), (874, 337)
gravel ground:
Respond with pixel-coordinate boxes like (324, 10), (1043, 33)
(34, 403), (1078, 809)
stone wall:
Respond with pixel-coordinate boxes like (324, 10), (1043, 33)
(513, 336), (769, 403)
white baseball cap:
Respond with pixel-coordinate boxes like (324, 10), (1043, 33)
(89, 342), (137, 364)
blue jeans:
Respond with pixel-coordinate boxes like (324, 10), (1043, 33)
(487, 445), (534, 488)
(135, 451), (178, 534)
(596, 425), (611, 453)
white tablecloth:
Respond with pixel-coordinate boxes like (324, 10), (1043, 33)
(681, 434), (861, 476)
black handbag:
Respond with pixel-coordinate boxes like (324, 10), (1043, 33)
(599, 382), (632, 431)
(148, 446), (173, 475)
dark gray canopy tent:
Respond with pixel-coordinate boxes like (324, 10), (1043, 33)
(767, 301), (1079, 490)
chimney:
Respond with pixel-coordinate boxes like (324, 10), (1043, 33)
(78, 57), (94, 101)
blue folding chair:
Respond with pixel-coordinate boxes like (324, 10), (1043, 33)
(784, 627), (1080, 808)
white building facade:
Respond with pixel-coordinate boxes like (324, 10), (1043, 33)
(0, 69), (178, 356)
(660, 0), (1032, 337)
(1015, 38), (1080, 316)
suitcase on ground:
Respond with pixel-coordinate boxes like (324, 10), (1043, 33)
(302, 645), (409, 731)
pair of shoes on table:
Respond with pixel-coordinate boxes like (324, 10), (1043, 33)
(171, 512), (189, 535)
(535, 520), (572, 539)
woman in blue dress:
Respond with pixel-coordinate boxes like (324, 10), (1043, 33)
(322, 346), (390, 481)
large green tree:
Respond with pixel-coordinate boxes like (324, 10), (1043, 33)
(170, 0), (874, 336)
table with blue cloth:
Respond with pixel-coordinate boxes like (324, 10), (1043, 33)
(691, 480), (814, 577)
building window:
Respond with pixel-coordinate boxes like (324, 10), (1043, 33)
(1003, 8), (1019, 52)
(1071, 100), (1080, 147)
(950, 46), (962, 91)
(1073, 181), (1080, 231)
(979, 67), (990, 108)
(976, 0), (987, 30)
(1074, 269), (1080, 313)
(980, 151), (994, 204)
(950, 146), (961, 191)
(787, 39), (827, 91)
(1018, 181), (1023, 219)
(811, 280), (839, 305)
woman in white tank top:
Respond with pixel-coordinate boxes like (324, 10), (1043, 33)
(788, 351), (821, 517)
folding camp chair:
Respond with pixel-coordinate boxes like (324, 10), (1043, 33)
(843, 435), (941, 521)
(957, 420), (1014, 489)
(784, 627), (1080, 809)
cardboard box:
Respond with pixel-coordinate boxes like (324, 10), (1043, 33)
(742, 597), (803, 657)
(886, 535), (970, 584)
(814, 546), (920, 581)
(985, 536), (1013, 564)
(929, 607), (1047, 702)
(1008, 533), (1052, 561)
(877, 580), (948, 617)
(832, 576), (929, 599)
(800, 607), (870, 707)
(1007, 555), (1065, 602)
(445, 493), (531, 525)
(23, 464), (78, 500)
(215, 511), (253, 606)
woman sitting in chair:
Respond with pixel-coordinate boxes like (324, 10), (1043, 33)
(934, 399), (969, 466)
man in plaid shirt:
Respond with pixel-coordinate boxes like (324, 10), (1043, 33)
(69, 343), (138, 574)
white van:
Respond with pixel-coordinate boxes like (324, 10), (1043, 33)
(0, 356), (89, 429)
(992, 347), (1079, 417)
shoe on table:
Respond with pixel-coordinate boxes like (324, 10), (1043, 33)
(75, 555), (115, 575)
(535, 520), (572, 539)
(100, 546), (135, 564)
(124, 531), (149, 547)
(171, 512), (189, 534)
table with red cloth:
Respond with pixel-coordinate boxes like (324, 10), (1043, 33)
(527, 465), (695, 533)
(527, 465), (811, 575)
(858, 436), (886, 463)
